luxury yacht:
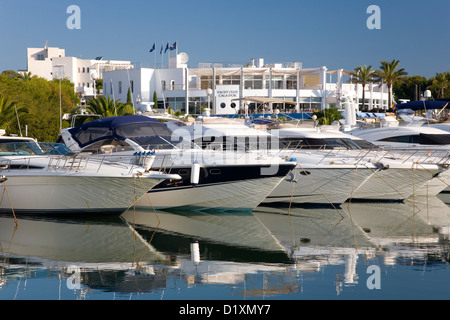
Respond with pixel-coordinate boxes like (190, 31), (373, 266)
(182, 116), (447, 203)
(178, 117), (385, 206)
(267, 121), (448, 200)
(346, 121), (450, 196)
(0, 140), (179, 215)
(57, 115), (296, 211)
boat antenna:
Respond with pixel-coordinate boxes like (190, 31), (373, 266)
(15, 105), (23, 137)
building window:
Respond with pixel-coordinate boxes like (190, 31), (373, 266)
(265, 75), (283, 90)
(299, 97), (322, 112)
(200, 76), (213, 90)
(118, 81), (122, 94)
(130, 81), (134, 93)
(244, 75), (263, 89)
(161, 80), (166, 91)
(170, 80), (175, 90)
(36, 54), (45, 61)
(222, 75), (240, 85)
(286, 75), (297, 89)
(167, 97), (186, 113)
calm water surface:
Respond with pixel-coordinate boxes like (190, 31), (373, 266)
(1, 193), (449, 301)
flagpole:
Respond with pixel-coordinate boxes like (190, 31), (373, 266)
(166, 42), (169, 68)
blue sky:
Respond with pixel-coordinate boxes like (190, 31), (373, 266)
(0, 0), (449, 78)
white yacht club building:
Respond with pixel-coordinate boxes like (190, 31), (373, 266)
(102, 53), (391, 116)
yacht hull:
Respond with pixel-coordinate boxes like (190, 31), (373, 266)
(350, 165), (444, 201)
(0, 175), (163, 215)
(138, 164), (294, 211)
(264, 165), (378, 205)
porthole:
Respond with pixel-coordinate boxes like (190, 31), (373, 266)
(210, 169), (222, 175)
(178, 169), (189, 175)
(220, 103), (226, 109)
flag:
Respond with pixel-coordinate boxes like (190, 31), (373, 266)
(164, 42), (169, 53)
(170, 42), (177, 51)
(149, 43), (155, 53)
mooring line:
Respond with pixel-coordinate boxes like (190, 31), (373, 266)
(295, 161), (343, 218)
(287, 171), (296, 249)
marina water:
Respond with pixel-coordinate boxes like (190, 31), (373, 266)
(1, 193), (449, 300)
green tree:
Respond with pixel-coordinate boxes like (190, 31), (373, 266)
(429, 72), (449, 98)
(376, 59), (408, 108)
(87, 96), (120, 117)
(393, 75), (431, 101)
(0, 95), (29, 135)
(126, 87), (132, 105)
(87, 96), (136, 117)
(17, 72), (34, 81)
(153, 91), (158, 109)
(351, 65), (376, 111)
(0, 74), (78, 141)
(312, 108), (343, 125)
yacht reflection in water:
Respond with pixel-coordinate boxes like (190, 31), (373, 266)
(0, 196), (449, 299)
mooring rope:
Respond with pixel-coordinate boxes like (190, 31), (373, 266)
(0, 179), (18, 227)
(295, 161), (343, 218)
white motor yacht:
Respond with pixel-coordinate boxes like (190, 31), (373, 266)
(266, 122), (446, 201)
(179, 117), (384, 206)
(58, 115), (296, 211)
(0, 140), (180, 215)
(347, 121), (450, 196)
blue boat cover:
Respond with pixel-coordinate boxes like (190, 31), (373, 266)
(395, 100), (449, 110)
(68, 115), (174, 148)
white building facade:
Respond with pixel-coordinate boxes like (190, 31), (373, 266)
(102, 54), (391, 116)
(26, 45), (132, 97)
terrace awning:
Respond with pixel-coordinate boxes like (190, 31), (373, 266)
(231, 97), (298, 105)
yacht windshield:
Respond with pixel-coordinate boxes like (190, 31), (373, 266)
(0, 142), (70, 156)
(280, 137), (366, 150)
(379, 133), (450, 145)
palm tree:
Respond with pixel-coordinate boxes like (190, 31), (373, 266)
(351, 65), (376, 111)
(430, 72), (449, 98)
(377, 59), (408, 109)
(86, 96), (121, 117)
(0, 95), (28, 135)
(17, 72), (33, 81)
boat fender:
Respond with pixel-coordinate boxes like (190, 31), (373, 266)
(190, 241), (200, 266)
(191, 162), (201, 187)
(141, 155), (156, 171)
